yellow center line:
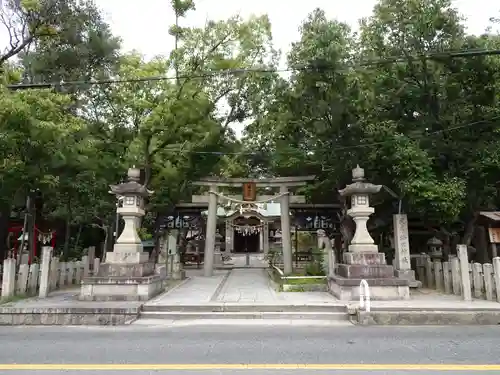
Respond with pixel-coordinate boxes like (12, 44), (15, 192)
(0, 364), (498, 371)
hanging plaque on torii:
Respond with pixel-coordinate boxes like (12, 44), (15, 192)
(242, 182), (257, 201)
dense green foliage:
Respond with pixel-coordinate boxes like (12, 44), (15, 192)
(0, 0), (499, 257)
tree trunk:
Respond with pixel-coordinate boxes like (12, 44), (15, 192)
(73, 224), (83, 255)
(0, 202), (11, 260)
(62, 197), (72, 259)
(461, 213), (478, 245)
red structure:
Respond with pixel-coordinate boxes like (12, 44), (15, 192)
(7, 224), (56, 262)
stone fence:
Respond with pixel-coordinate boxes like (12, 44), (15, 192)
(1, 246), (100, 300)
(415, 244), (500, 302)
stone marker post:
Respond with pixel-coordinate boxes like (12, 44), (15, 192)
(393, 214), (421, 287)
(1, 258), (16, 298)
(17, 264), (29, 294)
(450, 256), (461, 295)
(93, 258), (100, 275)
(74, 261), (82, 285)
(492, 257), (500, 303)
(50, 257), (59, 290)
(82, 255), (90, 278)
(38, 246), (52, 298)
(59, 262), (67, 287)
(457, 244), (472, 301)
(28, 263), (39, 295)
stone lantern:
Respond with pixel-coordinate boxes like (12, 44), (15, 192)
(427, 236), (443, 261)
(107, 166), (152, 260)
(328, 165), (410, 301)
(339, 165), (381, 253)
(80, 166), (164, 301)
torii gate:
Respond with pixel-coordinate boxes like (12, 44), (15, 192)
(192, 176), (315, 276)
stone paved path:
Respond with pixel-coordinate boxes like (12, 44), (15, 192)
(215, 268), (276, 303)
(145, 271), (228, 305)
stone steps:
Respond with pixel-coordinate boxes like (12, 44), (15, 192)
(138, 303), (349, 322)
(141, 303), (346, 313)
(138, 310), (349, 321)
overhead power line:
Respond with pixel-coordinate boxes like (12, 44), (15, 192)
(6, 48), (500, 91)
(150, 115), (500, 156)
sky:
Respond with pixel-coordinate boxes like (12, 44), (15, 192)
(95, 0), (498, 60)
(93, 0), (499, 137)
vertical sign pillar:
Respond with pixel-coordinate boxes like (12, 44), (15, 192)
(393, 214), (420, 287)
(263, 221), (269, 254)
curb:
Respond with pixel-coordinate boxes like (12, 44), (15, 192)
(209, 271), (231, 302)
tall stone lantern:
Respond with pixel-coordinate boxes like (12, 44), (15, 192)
(328, 165), (410, 301)
(107, 166), (151, 262)
(79, 166), (164, 301)
(340, 165), (381, 254)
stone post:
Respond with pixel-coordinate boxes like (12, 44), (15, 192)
(93, 258), (100, 275)
(50, 257), (59, 290)
(393, 214), (420, 287)
(263, 221), (269, 254)
(38, 246), (52, 298)
(483, 263), (494, 301)
(67, 261), (75, 285)
(58, 262), (67, 288)
(81, 255), (90, 278)
(225, 220), (233, 253)
(450, 256), (461, 295)
(457, 244), (472, 301)
(492, 257), (500, 302)
(203, 185), (218, 277)
(17, 264), (29, 294)
(28, 263), (39, 295)
(87, 246), (96, 263)
(74, 260), (83, 285)
(280, 185), (293, 275)
(1, 258), (16, 298)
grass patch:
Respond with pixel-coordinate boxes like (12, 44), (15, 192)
(283, 277), (326, 285)
(0, 294), (29, 305)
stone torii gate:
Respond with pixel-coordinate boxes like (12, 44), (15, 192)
(192, 176), (315, 276)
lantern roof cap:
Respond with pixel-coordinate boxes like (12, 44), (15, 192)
(109, 166), (154, 197)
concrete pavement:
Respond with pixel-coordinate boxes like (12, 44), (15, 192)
(0, 324), (499, 374)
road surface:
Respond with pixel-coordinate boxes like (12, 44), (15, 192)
(0, 321), (499, 374)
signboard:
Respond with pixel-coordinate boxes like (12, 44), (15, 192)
(159, 209), (204, 230)
(242, 182), (257, 201)
(489, 228), (500, 243)
(291, 207), (340, 234)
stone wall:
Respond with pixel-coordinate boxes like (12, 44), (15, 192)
(415, 246), (500, 302)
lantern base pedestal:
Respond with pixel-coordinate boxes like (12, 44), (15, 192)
(79, 251), (164, 301)
(328, 274), (410, 301)
(79, 274), (164, 301)
(328, 250), (410, 301)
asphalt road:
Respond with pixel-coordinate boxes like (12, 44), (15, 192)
(0, 322), (499, 374)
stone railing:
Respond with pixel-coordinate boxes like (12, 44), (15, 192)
(415, 244), (500, 302)
(1, 246), (100, 300)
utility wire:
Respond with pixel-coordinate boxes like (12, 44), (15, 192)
(148, 115), (500, 156)
(6, 48), (500, 90)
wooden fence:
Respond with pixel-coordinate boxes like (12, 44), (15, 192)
(1, 246), (100, 300)
(415, 244), (500, 302)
